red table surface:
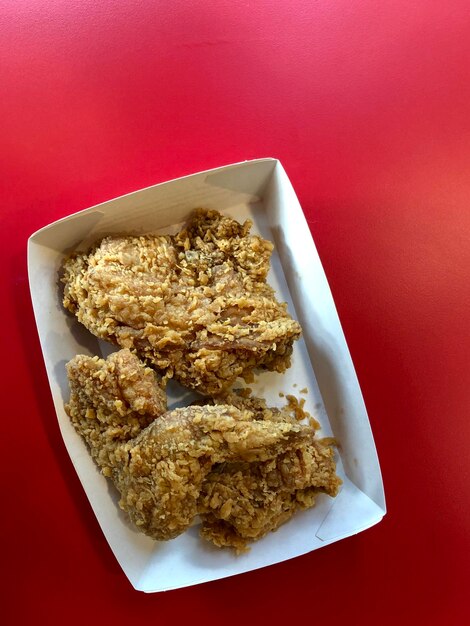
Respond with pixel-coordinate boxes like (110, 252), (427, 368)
(1, 1), (469, 624)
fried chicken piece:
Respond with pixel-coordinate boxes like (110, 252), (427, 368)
(65, 349), (167, 475)
(65, 351), (313, 542)
(66, 352), (340, 547)
(198, 440), (341, 551)
(196, 390), (341, 551)
(112, 405), (311, 540)
(62, 209), (301, 396)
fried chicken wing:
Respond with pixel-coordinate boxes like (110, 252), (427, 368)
(62, 209), (301, 395)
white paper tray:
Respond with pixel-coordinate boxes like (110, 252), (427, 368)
(28, 158), (385, 592)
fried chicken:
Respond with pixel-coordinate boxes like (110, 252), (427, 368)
(196, 391), (341, 551)
(62, 209), (301, 396)
(65, 350), (323, 543)
(112, 405), (311, 540)
(199, 443), (340, 551)
(65, 348), (167, 475)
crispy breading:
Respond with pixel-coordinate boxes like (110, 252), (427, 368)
(112, 405), (310, 541)
(198, 442), (340, 551)
(65, 348), (167, 475)
(196, 390), (341, 550)
(65, 350), (341, 548)
(62, 209), (301, 395)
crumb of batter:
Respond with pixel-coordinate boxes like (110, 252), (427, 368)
(285, 394), (308, 420)
(284, 394), (320, 429)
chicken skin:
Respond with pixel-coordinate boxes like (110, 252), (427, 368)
(62, 209), (301, 396)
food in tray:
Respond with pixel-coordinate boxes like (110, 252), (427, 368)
(65, 349), (341, 551)
(65, 348), (167, 475)
(194, 391), (340, 550)
(62, 208), (301, 396)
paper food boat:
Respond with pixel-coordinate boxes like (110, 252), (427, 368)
(28, 158), (385, 592)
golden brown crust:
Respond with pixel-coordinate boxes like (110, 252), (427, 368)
(194, 389), (340, 550)
(65, 354), (341, 549)
(62, 209), (301, 395)
(112, 405), (311, 541)
(65, 349), (167, 475)
(197, 430), (341, 551)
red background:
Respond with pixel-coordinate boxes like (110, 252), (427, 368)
(1, 1), (469, 624)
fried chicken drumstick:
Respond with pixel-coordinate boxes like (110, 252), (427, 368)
(62, 209), (301, 396)
(66, 350), (341, 549)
